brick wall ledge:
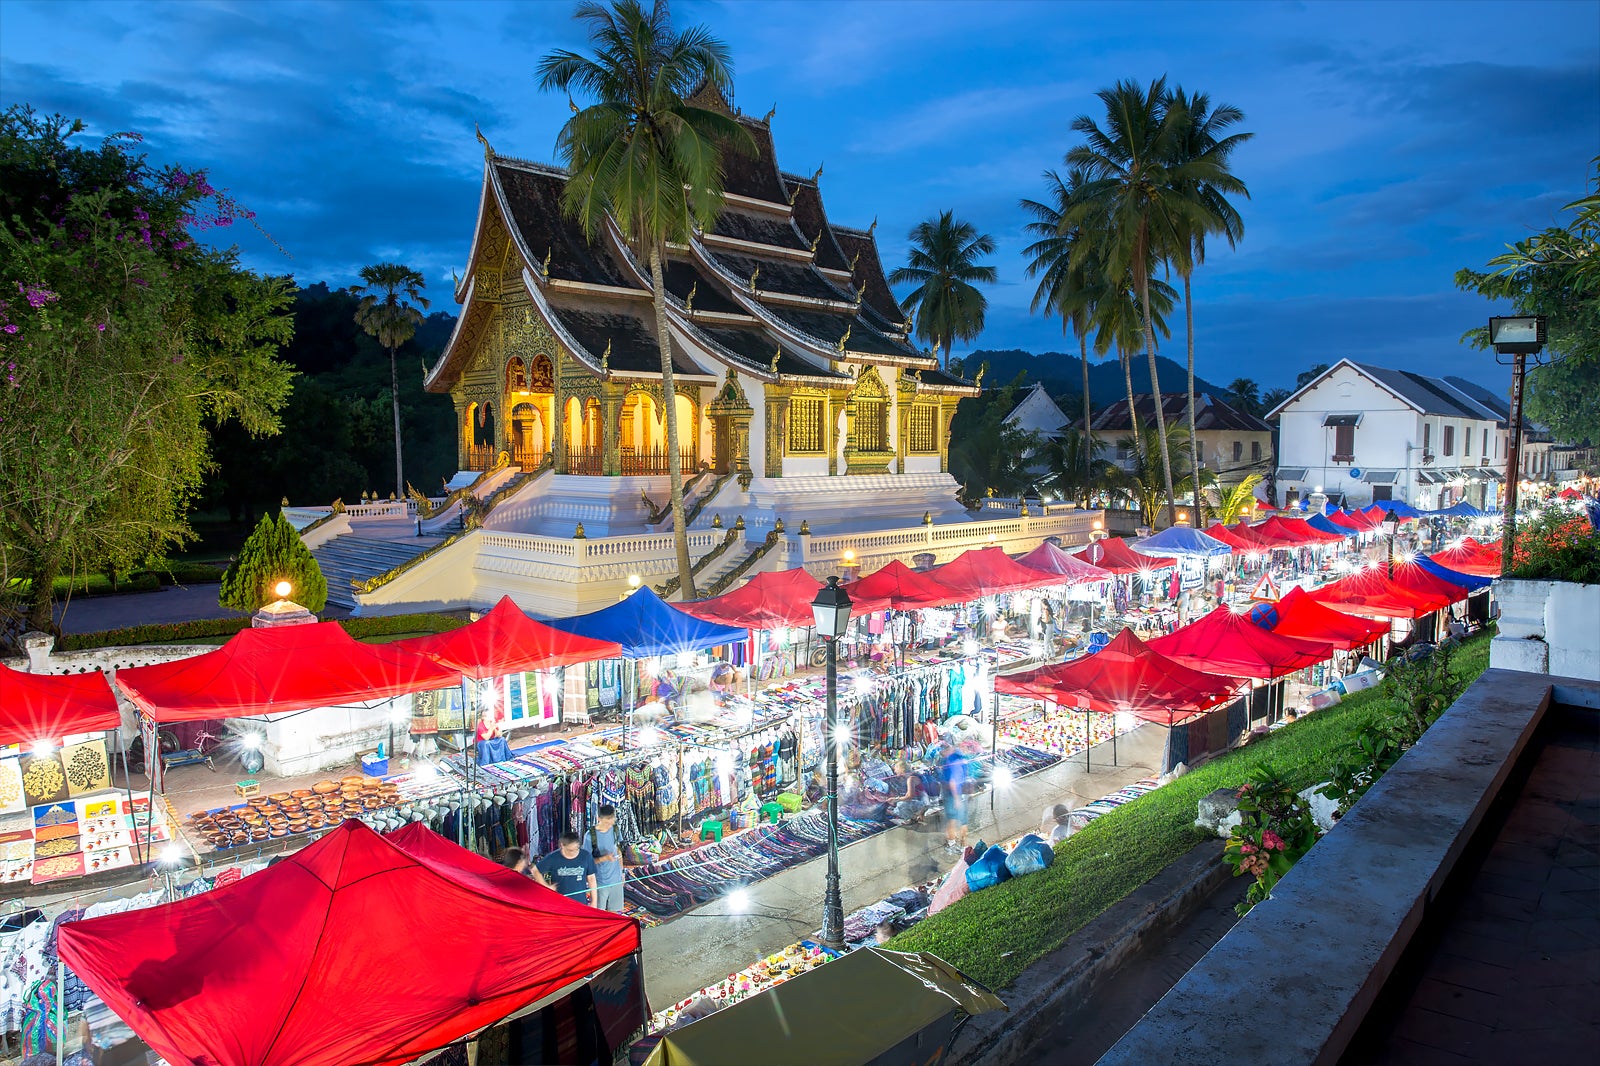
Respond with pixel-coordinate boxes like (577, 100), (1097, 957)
(1099, 669), (1600, 1066)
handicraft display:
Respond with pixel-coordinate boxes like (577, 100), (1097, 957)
(0, 756), (25, 815)
(61, 739), (112, 796)
(19, 753), (68, 806)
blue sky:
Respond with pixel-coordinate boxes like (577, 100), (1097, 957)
(2, 0), (1596, 390)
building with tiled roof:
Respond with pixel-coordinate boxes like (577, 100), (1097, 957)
(1089, 393), (1274, 486)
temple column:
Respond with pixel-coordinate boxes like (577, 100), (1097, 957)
(601, 390), (623, 477)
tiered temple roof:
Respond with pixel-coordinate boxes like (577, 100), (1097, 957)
(427, 83), (975, 399)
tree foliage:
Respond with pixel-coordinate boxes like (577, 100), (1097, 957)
(218, 511), (328, 613)
(538, 0), (753, 599)
(0, 108), (295, 639)
(1455, 161), (1600, 445)
(889, 210), (999, 369)
(352, 262), (429, 497)
(947, 370), (1039, 502)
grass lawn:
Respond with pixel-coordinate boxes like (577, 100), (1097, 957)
(888, 632), (1494, 990)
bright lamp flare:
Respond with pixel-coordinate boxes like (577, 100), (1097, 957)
(29, 739), (54, 758)
(992, 764), (1015, 788)
(832, 724), (851, 748)
(273, 580), (292, 599)
(728, 888), (750, 912)
(238, 732), (262, 751)
(159, 843), (184, 866)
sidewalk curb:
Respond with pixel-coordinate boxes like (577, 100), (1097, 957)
(952, 839), (1232, 1066)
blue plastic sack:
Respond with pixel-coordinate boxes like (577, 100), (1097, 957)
(1006, 834), (1055, 877)
(965, 842), (1012, 892)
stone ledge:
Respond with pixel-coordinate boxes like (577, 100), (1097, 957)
(1098, 669), (1599, 1066)
(951, 840), (1228, 1065)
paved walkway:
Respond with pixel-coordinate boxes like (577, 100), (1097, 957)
(53, 584), (242, 633)
(1348, 703), (1600, 1064)
(641, 722), (1169, 1008)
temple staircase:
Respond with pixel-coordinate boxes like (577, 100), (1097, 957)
(313, 533), (449, 610)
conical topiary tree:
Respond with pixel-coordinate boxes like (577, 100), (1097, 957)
(219, 512), (329, 613)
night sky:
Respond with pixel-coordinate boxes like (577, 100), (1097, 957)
(3, 0), (1596, 390)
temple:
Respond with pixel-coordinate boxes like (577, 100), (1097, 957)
(290, 83), (1098, 615)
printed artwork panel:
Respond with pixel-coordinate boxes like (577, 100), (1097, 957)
(61, 739), (112, 796)
(19, 753), (68, 806)
(0, 757), (24, 815)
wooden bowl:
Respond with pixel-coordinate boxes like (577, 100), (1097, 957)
(361, 775), (381, 787)
(313, 781), (339, 795)
(307, 814), (326, 829)
(291, 789), (314, 799)
(340, 775), (364, 786)
(268, 792), (291, 803)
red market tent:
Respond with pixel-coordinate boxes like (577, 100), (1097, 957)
(1306, 567), (1450, 620)
(1364, 503), (1419, 525)
(1327, 509), (1379, 533)
(995, 629), (1243, 725)
(1150, 606), (1333, 679)
(1428, 540), (1502, 577)
(0, 663), (121, 747)
(844, 559), (956, 613)
(1204, 523), (1257, 552)
(1015, 541), (1115, 584)
(1071, 537), (1177, 575)
(679, 568), (824, 630)
(1226, 521), (1282, 550)
(393, 596), (620, 679)
(1258, 516), (1346, 545)
(930, 546), (1071, 601)
(114, 621), (461, 722)
(1260, 587), (1390, 651)
(1389, 560), (1471, 604)
(58, 820), (640, 1066)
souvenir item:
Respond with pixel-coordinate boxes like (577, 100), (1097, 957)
(0, 756), (24, 815)
(19, 753), (68, 806)
(31, 851), (86, 884)
(61, 739), (112, 796)
(32, 801), (78, 842)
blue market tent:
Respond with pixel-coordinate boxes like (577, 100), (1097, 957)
(1417, 554), (1494, 591)
(1374, 499), (1425, 520)
(1307, 512), (1355, 538)
(545, 587), (749, 659)
(1132, 525), (1233, 558)
(1430, 501), (1485, 519)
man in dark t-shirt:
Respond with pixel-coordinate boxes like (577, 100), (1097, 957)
(536, 832), (598, 907)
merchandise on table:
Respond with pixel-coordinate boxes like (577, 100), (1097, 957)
(651, 939), (843, 1033)
(1069, 778), (1161, 831)
(2, 791), (172, 885)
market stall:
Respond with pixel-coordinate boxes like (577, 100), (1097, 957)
(1426, 538), (1502, 577)
(58, 820), (642, 1066)
(0, 663), (144, 886)
(1150, 606), (1334, 723)
(641, 947), (1003, 1066)
(1255, 587), (1391, 653)
(679, 569), (824, 686)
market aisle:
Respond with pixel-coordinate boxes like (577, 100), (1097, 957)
(640, 722), (1170, 1008)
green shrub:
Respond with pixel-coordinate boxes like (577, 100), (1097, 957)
(887, 634), (1492, 989)
(1506, 505), (1600, 584)
(219, 512), (329, 613)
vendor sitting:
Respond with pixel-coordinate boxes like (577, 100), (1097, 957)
(891, 772), (933, 824)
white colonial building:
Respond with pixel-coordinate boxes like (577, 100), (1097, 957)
(1269, 360), (1507, 511)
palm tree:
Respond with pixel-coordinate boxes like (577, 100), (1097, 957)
(352, 263), (429, 497)
(1227, 377), (1262, 417)
(889, 211), (998, 369)
(1022, 167), (1108, 500)
(1215, 473), (1265, 525)
(537, 0), (752, 599)
(1165, 86), (1251, 523)
(1065, 76), (1218, 528)
(1089, 267), (1176, 475)
(1038, 430), (1120, 508)
(1117, 422), (1215, 527)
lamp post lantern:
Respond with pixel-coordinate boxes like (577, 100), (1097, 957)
(1488, 315), (1546, 572)
(1381, 509), (1400, 579)
(810, 575), (852, 949)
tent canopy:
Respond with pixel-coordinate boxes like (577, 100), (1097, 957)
(1431, 501), (1485, 518)
(843, 559), (956, 612)
(392, 597), (620, 680)
(1015, 541), (1114, 584)
(1071, 537), (1177, 575)
(1326, 509), (1377, 533)
(1132, 525), (1233, 558)
(113, 622), (461, 722)
(1306, 567), (1448, 619)
(1258, 516), (1346, 545)
(1226, 520), (1283, 550)
(1203, 523), (1257, 552)
(57, 821), (640, 1066)
(1416, 554), (1494, 592)
(1427, 540), (1502, 577)
(1389, 560), (1471, 604)
(643, 948), (1003, 1066)
(546, 587), (748, 659)
(0, 663), (121, 747)
(1306, 512), (1356, 539)
(679, 568), (824, 630)
(1150, 606), (1332, 679)
(996, 629), (1243, 724)
(1364, 501), (1422, 522)
(1259, 587), (1389, 651)
(930, 546), (1070, 600)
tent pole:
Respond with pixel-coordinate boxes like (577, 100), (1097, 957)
(55, 957), (64, 1066)
(1112, 716), (1118, 767)
(1084, 709), (1091, 773)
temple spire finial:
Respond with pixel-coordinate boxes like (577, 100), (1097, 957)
(475, 124), (493, 161)
(762, 103), (776, 125)
(866, 216), (877, 237)
(810, 162), (824, 185)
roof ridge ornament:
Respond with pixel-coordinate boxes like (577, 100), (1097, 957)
(809, 231), (822, 253)
(849, 249), (861, 272)
(866, 216), (877, 237)
(770, 346), (782, 373)
(601, 338), (611, 373)
(685, 281), (697, 313)
(811, 162), (824, 185)
(475, 124), (494, 161)
(762, 104), (777, 125)
(836, 324), (852, 353)
(543, 247), (552, 279)
(747, 264), (761, 293)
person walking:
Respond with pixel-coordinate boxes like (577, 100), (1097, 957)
(585, 804), (625, 912)
(940, 742), (969, 853)
(498, 847), (531, 876)
(535, 832), (598, 908)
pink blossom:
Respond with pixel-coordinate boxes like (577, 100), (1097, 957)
(1263, 830), (1285, 852)
(1240, 842), (1257, 855)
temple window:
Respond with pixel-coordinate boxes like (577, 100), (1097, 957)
(854, 398), (887, 453)
(908, 405), (937, 453)
(788, 397), (825, 453)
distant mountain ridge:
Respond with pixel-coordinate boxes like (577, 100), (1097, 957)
(954, 348), (1231, 407)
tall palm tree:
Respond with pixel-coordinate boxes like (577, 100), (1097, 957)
(352, 263), (429, 497)
(1117, 422), (1215, 527)
(1090, 268), (1175, 478)
(1038, 430), (1120, 508)
(1065, 76), (1217, 528)
(538, 0), (752, 598)
(889, 211), (998, 369)
(1227, 377), (1262, 417)
(1022, 167), (1107, 499)
(1165, 86), (1251, 522)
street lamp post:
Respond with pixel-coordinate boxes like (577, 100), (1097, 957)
(1382, 509), (1400, 579)
(811, 575), (853, 950)
(1488, 316), (1547, 572)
